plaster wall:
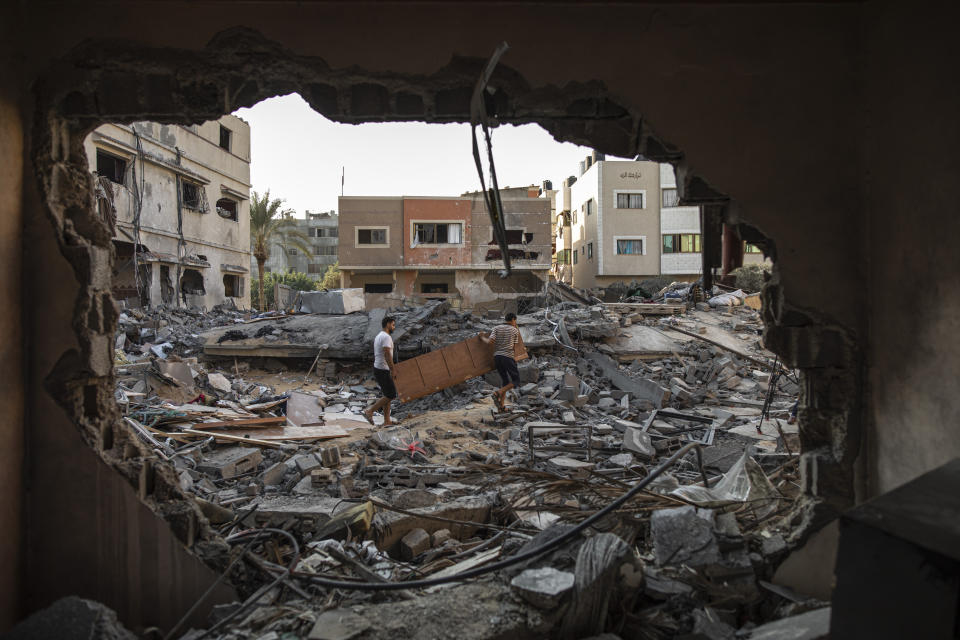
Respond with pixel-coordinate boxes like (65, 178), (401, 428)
(569, 164), (600, 288)
(469, 196), (551, 269)
(599, 160), (662, 277)
(403, 197), (472, 267)
(337, 197), (403, 267)
(864, 3), (960, 495)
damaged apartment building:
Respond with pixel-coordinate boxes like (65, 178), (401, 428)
(554, 154), (766, 290)
(253, 209), (339, 281)
(86, 115), (253, 308)
(338, 187), (551, 312)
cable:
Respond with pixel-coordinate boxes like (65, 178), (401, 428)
(193, 528), (302, 640)
(293, 442), (707, 591)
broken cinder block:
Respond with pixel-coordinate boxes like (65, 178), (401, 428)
(400, 528), (431, 560)
(197, 447), (262, 480)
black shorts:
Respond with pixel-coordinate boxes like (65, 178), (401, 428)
(494, 355), (520, 387)
(374, 367), (397, 400)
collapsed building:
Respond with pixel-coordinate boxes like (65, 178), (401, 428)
(2, 1), (960, 639)
(85, 116), (253, 309)
(338, 188), (551, 313)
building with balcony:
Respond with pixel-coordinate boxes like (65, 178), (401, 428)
(84, 115), (252, 308)
(338, 188), (551, 312)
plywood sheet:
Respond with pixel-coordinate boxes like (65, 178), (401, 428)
(395, 334), (528, 402)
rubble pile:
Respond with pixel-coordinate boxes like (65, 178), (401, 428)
(111, 292), (817, 640)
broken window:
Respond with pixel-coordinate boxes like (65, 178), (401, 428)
(181, 180), (209, 212)
(616, 192), (644, 209)
(96, 149), (127, 185)
(216, 198), (238, 221)
(615, 238), (644, 255)
(489, 229), (533, 245)
(364, 283), (392, 293)
(662, 188), (679, 207)
(421, 283), (449, 294)
(556, 249), (571, 264)
(222, 274), (243, 297)
(745, 242), (763, 254)
(180, 268), (205, 295)
(413, 222), (462, 244)
(219, 125), (231, 151)
(662, 233), (701, 253)
(357, 228), (388, 245)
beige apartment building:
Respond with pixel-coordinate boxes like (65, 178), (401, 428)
(338, 188), (551, 312)
(557, 154), (769, 290)
(84, 115), (252, 308)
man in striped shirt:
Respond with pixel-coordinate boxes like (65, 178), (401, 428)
(481, 312), (521, 411)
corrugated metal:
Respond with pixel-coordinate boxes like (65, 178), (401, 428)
(394, 334), (528, 402)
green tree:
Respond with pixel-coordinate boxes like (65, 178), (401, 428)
(250, 189), (311, 310)
(251, 269), (317, 310)
(320, 261), (342, 290)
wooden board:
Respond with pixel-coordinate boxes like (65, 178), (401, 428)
(394, 334), (528, 403)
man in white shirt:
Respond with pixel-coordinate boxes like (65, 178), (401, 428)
(364, 315), (398, 426)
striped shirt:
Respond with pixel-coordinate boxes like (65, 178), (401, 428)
(491, 324), (520, 359)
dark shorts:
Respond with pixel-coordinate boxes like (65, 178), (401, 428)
(494, 355), (520, 387)
(374, 367), (397, 399)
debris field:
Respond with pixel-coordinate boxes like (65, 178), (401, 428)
(111, 286), (823, 640)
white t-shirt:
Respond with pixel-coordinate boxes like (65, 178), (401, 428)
(373, 330), (393, 370)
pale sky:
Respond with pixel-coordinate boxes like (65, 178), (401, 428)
(233, 93), (625, 216)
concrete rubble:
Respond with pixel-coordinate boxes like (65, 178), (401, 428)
(109, 286), (815, 639)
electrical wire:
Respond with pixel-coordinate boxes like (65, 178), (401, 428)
(291, 442), (707, 592)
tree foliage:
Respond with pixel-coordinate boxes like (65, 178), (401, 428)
(249, 189), (311, 309)
(319, 262), (342, 290)
(250, 269), (317, 310)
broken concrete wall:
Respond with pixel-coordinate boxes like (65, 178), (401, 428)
(863, 3), (960, 495)
(7, 0), (960, 630)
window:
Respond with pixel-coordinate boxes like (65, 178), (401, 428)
(216, 198), (238, 221)
(364, 283), (392, 293)
(556, 249), (571, 265)
(180, 269), (205, 295)
(616, 192), (644, 209)
(287, 247), (299, 256)
(587, 242), (594, 259)
(313, 246), (337, 256)
(616, 238), (645, 255)
(181, 181), (207, 212)
(307, 263), (325, 274)
(222, 274), (243, 298)
(662, 234), (702, 253)
(96, 150), (126, 185)
(219, 125), (231, 151)
(357, 228), (388, 245)
(413, 222), (463, 244)
(585, 199), (595, 216)
(572, 209), (577, 224)
(573, 250), (578, 265)
(745, 243), (763, 254)
(662, 188), (679, 208)
(421, 283), (449, 294)
(311, 228), (339, 238)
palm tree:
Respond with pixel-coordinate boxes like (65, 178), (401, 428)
(250, 190), (311, 310)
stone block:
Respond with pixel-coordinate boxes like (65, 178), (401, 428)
(431, 528), (452, 546)
(293, 453), (322, 475)
(198, 447), (262, 479)
(650, 506), (721, 567)
(400, 528), (431, 560)
(511, 567), (575, 609)
(260, 462), (287, 486)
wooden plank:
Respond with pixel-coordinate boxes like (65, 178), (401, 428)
(395, 334), (528, 403)
(179, 427), (283, 448)
(191, 416), (287, 430)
